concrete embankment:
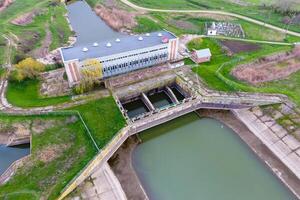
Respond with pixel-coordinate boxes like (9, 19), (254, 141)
(0, 156), (29, 185)
(198, 109), (300, 199)
(0, 134), (30, 147)
(70, 162), (127, 200)
(108, 136), (149, 200)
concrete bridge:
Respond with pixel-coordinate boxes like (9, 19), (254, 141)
(57, 89), (283, 199)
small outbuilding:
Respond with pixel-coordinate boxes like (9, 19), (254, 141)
(191, 48), (212, 64)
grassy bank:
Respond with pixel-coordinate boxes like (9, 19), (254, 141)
(0, 96), (126, 199)
(189, 38), (300, 106)
(129, 0), (300, 33)
(68, 97), (126, 148)
(6, 79), (71, 108)
(0, 115), (97, 200)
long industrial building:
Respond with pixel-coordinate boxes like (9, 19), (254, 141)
(60, 30), (179, 86)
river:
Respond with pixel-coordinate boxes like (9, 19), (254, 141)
(132, 113), (296, 200)
(67, 0), (124, 46)
(0, 144), (30, 175)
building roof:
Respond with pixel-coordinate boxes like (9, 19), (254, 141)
(194, 48), (212, 58)
(61, 31), (177, 62)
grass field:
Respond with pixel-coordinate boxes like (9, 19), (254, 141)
(6, 79), (71, 108)
(135, 13), (300, 43)
(0, 0), (72, 65)
(68, 97), (126, 148)
(0, 96), (125, 199)
(129, 0), (300, 33)
(188, 38), (300, 106)
(0, 115), (97, 200)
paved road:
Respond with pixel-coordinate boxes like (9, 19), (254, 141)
(120, 0), (300, 38)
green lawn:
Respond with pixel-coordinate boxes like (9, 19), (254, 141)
(68, 97), (126, 148)
(6, 79), (71, 108)
(128, 0), (300, 33)
(0, 115), (97, 200)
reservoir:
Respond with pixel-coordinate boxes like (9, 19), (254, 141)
(67, 0), (124, 46)
(132, 113), (296, 200)
(0, 144), (30, 175)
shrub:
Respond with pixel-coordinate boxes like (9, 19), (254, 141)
(187, 37), (203, 50)
(9, 58), (45, 82)
(73, 66), (102, 94)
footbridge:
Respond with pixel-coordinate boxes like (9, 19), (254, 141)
(57, 89), (283, 200)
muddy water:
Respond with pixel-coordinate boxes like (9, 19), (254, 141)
(66, 0), (124, 46)
(132, 113), (296, 200)
(0, 144), (30, 175)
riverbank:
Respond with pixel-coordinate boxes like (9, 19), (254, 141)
(196, 109), (300, 199)
(109, 109), (300, 199)
(108, 135), (149, 200)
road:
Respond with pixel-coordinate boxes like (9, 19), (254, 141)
(119, 0), (300, 38)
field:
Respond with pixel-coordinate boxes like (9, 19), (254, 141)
(0, 0), (72, 66)
(6, 79), (71, 108)
(134, 13), (300, 43)
(0, 97), (126, 199)
(0, 114), (97, 200)
(188, 38), (300, 106)
(128, 0), (300, 33)
(68, 97), (126, 148)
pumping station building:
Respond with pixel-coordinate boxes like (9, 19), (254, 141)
(60, 31), (179, 86)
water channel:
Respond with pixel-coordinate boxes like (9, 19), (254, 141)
(0, 144), (30, 175)
(67, 0), (124, 46)
(132, 113), (296, 200)
(66, 2), (297, 199)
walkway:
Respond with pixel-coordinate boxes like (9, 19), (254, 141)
(119, 0), (300, 38)
(72, 163), (127, 200)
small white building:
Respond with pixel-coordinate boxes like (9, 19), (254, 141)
(191, 48), (212, 64)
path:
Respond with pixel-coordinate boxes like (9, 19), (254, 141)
(119, 0), (300, 38)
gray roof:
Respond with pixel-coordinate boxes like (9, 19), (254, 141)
(61, 31), (176, 62)
(195, 48), (212, 58)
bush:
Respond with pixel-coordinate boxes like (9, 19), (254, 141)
(73, 66), (102, 94)
(10, 58), (45, 82)
(187, 37), (203, 50)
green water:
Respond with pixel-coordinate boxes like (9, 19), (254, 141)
(132, 113), (296, 200)
(148, 91), (173, 109)
(123, 99), (149, 118)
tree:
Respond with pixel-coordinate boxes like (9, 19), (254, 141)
(10, 58), (45, 82)
(74, 60), (102, 94)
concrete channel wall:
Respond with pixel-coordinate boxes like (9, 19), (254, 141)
(57, 96), (272, 200)
(233, 109), (300, 180)
(57, 72), (284, 200)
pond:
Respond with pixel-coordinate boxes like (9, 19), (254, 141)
(0, 144), (30, 175)
(67, 0), (124, 46)
(132, 113), (296, 200)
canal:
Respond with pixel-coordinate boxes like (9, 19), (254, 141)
(67, 0), (124, 46)
(132, 113), (296, 200)
(0, 144), (30, 175)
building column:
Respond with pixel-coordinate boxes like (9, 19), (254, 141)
(141, 93), (155, 111)
(166, 86), (179, 104)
